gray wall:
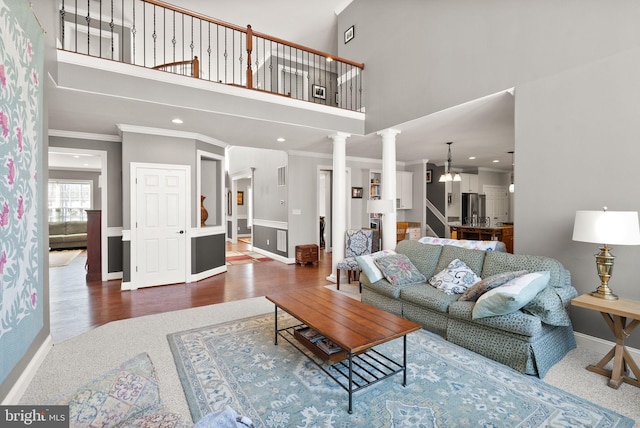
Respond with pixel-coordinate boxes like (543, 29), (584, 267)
(339, 0), (640, 348)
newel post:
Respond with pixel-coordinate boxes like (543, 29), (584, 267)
(192, 56), (199, 78)
(246, 25), (253, 89)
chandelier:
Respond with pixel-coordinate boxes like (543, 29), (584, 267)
(439, 142), (461, 182)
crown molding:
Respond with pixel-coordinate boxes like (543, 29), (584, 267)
(116, 124), (228, 148)
(48, 129), (121, 142)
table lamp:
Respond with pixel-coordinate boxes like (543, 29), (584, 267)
(367, 199), (394, 250)
(572, 207), (640, 300)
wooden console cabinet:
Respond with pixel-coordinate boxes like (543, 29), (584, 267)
(86, 210), (102, 281)
(449, 225), (514, 253)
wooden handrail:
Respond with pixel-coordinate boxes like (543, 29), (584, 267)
(153, 56), (199, 78)
(141, 0), (365, 70)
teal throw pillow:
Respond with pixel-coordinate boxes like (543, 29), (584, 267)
(355, 250), (396, 283)
(428, 258), (481, 295)
(374, 254), (426, 287)
(459, 270), (528, 301)
(472, 271), (550, 319)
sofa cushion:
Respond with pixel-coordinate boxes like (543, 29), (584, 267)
(459, 270), (528, 302)
(355, 250), (396, 283)
(66, 221), (88, 234)
(401, 283), (459, 313)
(434, 245), (486, 278)
(521, 286), (573, 326)
(395, 240), (443, 279)
(375, 254), (426, 287)
(472, 271), (550, 319)
(448, 300), (544, 338)
(49, 222), (66, 235)
(482, 251), (563, 288)
(428, 259), (481, 295)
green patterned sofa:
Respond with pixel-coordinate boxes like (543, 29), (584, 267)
(360, 240), (578, 377)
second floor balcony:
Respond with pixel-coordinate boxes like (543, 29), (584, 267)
(58, 0), (365, 113)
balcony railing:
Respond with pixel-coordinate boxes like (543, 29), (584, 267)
(59, 0), (365, 112)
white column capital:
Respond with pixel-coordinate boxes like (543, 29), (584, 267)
(376, 128), (402, 139)
(329, 132), (351, 142)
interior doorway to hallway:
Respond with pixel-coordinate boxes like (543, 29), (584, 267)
(318, 169), (332, 252)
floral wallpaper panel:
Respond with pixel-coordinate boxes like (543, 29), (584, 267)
(0, 0), (44, 385)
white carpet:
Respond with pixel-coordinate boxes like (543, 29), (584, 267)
(19, 294), (640, 424)
(48, 250), (82, 267)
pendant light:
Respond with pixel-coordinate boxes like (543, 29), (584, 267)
(508, 151), (515, 193)
(439, 142), (462, 182)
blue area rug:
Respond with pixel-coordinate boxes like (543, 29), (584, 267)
(167, 313), (633, 427)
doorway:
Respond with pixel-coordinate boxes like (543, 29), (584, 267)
(230, 169), (254, 244)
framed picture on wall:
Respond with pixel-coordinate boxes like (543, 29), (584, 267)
(312, 84), (326, 100)
(237, 191), (244, 205)
(351, 187), (363, 198)
(426, 169), (433, 183)
(344, 25), (355, 44)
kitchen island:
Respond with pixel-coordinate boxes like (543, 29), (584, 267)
(449, 224), (514, 253)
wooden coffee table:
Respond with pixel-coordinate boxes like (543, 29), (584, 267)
(266, 287), (421, 413)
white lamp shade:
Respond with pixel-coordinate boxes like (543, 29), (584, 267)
(367, 199), (394, 214)
(572, 210), (640, 245)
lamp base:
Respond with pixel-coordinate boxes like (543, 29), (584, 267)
(591, 286), (618, 300)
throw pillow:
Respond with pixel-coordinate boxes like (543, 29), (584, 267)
(374, 254), (426, 287)
(428, 258), (482, 295)
(459, 270), (528, 301)
(355, 250), (397, 283)
(472, 271), (550, 319)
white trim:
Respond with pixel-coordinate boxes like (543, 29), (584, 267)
(57, 50), (365, 120)
(107, 271), (123, 280)
(197, 150), (225, 230)
(122, 229), (131, 241)
(277, 64), (310, 101)
(574, 331), (640, 363)
(190, 265), (227, 282)
(191, 225), (225, 237)
(117, 124), (227, 148)
(48, 129), (121, 142)
(250, 247), (294, 264)
(252, 218), (288, 230)
(2, 336), (53, 405)
(107, 226), (123, 237)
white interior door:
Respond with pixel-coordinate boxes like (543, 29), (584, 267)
(484, 185), (509, 226)
(135, 165), (188, 288)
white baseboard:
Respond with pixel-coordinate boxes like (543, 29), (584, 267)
(2, 335), (53, 405)
(574, 331), (640, 361)
(190, 265), (227, 282)
(250, 247), (294, 264)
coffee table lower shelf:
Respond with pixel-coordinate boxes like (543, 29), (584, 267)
(276, 323), (407, 414)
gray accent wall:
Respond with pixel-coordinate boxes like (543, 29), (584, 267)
(339, 0), (640, 348)
(191, 234), (225, 273)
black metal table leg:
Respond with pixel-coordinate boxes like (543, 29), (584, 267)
(274, 306), (278, 345)
(348, 353), (353, 414)
(403, 335), (407, 386)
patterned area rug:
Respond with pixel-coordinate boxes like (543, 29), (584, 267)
(226, 251), (272, 265)
(167, 313), (633, 427)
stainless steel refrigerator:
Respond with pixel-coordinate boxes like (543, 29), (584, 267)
(461, 193), (487, 226)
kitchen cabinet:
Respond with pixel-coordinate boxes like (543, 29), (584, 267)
(460, 173), (479, 193)
(396, 171), (413, 209)
(449, 224), (514, 253)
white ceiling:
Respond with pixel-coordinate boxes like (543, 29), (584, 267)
(48, 0), (515, 172)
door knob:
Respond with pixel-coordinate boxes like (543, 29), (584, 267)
(178, 230), (184, 234)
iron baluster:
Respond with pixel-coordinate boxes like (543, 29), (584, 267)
(60, 0), (65, 50)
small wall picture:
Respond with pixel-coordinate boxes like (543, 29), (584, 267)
(237, 190), (244, 205)
(426, 169), (433, 183)
(351, 187), (363, 198)
(312, 84), (326, 100)
(344, 25), (354, 44)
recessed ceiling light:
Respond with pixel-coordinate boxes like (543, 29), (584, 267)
(276, 137), (286, 142)
(172, 118), (183, 124)
(326, 57), (333, 62)
(468, 156), (476, 160)
(493, 159), (500, 163)
(73, 155), (80, 159)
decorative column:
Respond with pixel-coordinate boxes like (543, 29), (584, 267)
(327, 132), (350, 283)
(377, 129), (401, 250)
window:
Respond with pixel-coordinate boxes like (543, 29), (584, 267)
(48, 180), (92, 222)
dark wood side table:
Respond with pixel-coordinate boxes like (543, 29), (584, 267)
(571, 294), (640, 388)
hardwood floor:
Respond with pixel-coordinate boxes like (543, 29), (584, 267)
(49, 241), (334, 343)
